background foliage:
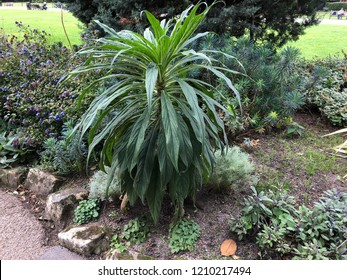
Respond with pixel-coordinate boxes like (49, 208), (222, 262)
(61, 0), (325, 47)
(197, 35), (306, 133)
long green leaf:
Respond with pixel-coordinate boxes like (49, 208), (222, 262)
(133, 127), (158, 201)
(126, 108), (151, 171)
(146, 63), (159, 109)
(161, 92), (180, 171)
(145, 162), (165, 224)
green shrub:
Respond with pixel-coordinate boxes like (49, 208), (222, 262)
(88, 167), (121, 201)
(0, 23), (98, 148)
(74, 199), (100, 225)
(308, 88), (347, 126)
(326, 2), (347, 11)
(169, 218), (201, 253)
(40, 121), (86, 174)
(65, 3), (241, 223)
(202, 36), (305, 133)
(206, 146), (257, 191)
(230, 187), (347, 260)
(303, 56), (347, 126)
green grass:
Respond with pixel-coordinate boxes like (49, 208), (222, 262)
(285, 23), (347, 59)
(254, 128), (346, 185)
(1, 7), (346, 59)
(0, 8), (83, 46)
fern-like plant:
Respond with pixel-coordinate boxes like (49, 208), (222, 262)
(65, 2), (241, 223)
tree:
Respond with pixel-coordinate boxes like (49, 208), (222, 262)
(62, 0), (326, 47)
(204, 0), (326, 47)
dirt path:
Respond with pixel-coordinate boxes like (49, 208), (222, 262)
(0, 190), (47, 260)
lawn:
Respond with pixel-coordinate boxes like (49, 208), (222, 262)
(284, 22), (347, 59)
(0, 8), (83, 46)
(1, 7), (347, 59)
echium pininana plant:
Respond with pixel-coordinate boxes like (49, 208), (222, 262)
(65, 2), (242, 223)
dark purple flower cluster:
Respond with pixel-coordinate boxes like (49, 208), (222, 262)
(0, 23), (99, 148)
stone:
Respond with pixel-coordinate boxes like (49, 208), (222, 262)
(24, 168), (63, 198)
(0, 167), (28, 190)
(104, 248), (156, 260)
(38, 246), (85, 260)
(58, 224), (109, 256)
(44, 187), (89, 228)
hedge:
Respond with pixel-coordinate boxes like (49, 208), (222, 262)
(326, 2), (347, 10)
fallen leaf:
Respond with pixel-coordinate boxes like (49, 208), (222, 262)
(251, 139), (260, 147)
(220, 239), (237, 256)
(120, 193), (128, 212)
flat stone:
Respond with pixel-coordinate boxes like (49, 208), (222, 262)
(104, 248), (156, 260)
(0, 167), (28, 190)
(38, 246), (85, 260)
(24, 168), (63, 198)
(58, 224), (109, 256)
(105, 248), (134, 260)
(44, 187), (89, 228)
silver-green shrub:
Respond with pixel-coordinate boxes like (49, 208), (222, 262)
(88, 168), (121, 201)
(207, 146), (257, 190)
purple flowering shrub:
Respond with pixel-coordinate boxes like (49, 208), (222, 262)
(0, 22), (96, 149)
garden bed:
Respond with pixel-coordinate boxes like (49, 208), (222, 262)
(17, 110), (346, 260)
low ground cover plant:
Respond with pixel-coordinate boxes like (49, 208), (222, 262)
(169, 218), (202, 253)
(0, 130), (29, 168)
(74, 199), (100, 225)
(120, 217), (151, 245)
(230, 187), (347, 260)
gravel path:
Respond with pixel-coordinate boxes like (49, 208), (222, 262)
(0, 190), (47, 260)
(320, 19), (347, 25)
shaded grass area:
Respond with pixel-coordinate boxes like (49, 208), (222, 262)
(285, 23), (347, 59)
(0, 8), (83, 46)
